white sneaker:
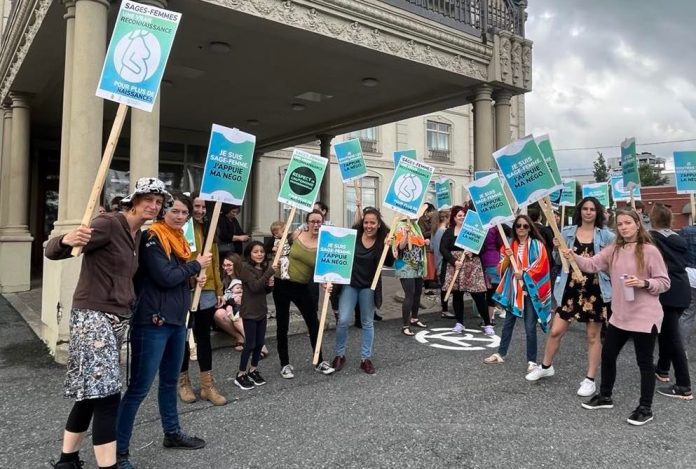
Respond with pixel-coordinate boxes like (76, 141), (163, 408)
(483, 325), (495, 336)
(526, 361), (538, 373)
(577, 378), (596, 397)
(525, 364), (555, 381)
(314, 361), (335, 375)
(280, 364), (294, 379)
(452, 323), (464, 333)
(496, 308), (506, 319)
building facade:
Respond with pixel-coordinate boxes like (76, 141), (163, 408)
(0, 0), (532, 361)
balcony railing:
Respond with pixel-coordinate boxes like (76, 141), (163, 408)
(428, 149), (451, 161)
(359, 138), (378, 154)
(381, 0), (524, 38)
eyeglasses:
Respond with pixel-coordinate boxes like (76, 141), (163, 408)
(515, 223), (530, 229)
(308, 220), (323, 225)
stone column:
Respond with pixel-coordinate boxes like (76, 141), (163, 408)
(0, 92), (34, 293)
(0, 105), (11, 230)
(249, 152), (263, 236)
(129, 0), (166, 189)
(318, 134), (333, 210)
(472, 85), (494, 171)
(494, 90), (513, 150)
(42, 0), (110, 363)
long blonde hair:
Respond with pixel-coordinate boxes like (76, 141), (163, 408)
(612, 209), (653, 274)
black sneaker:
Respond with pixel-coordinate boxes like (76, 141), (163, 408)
(248, 370), (266, 386)
(627, 406), (654, 426)
(50, 459), (84, 469)
(234, 373), (255, 390)
(163, 430), (206, 450)
(116, 453), (135, 469)
(581, 394), (614, 410)
(657, 385), (693, 401)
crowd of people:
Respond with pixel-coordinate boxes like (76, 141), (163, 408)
(48, 178), (695, 469)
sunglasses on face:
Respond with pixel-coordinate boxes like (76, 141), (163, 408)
(515, 223), (530, 229)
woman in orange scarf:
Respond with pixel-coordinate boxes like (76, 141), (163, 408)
(393, 216), (429, 336)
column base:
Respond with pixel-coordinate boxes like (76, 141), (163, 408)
(0, 233), (33, 293)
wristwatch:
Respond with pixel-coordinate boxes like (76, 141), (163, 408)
(643, 280), (649, 289)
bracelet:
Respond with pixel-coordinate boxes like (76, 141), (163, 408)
(643, 280), (649, 289)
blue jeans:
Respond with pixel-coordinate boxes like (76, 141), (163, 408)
(336, 286), (375, 360)
(497, 297), (539, 362)
(117, 323), (186, 454)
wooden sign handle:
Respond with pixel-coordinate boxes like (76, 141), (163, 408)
(354, 179), (362, 206)
(190, 201), (222, 313)
(691, 194), (696, 225)
(370, 214), (399, 290)
(71, 103), (129, 257)
(273, 206), (296, 266)
(496, 223), (520, 275)
(443, 265), (460, 302)
(540, 196), (584, 281)
(313, 281), (332, 365)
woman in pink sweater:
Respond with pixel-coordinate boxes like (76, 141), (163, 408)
(563, 209), (670, 426)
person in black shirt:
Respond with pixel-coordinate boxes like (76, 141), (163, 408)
(217, 204), (248, 257)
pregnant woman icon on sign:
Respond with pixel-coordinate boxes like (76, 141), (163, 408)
(396, 174), (421, 202)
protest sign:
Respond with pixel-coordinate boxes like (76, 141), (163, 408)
(674, 151), (696, 194)
(474, 170), (496, 181)
(455, 211), (486, 254)
(333, 138), (368, 183)
(393, 149), (417, 167)
(96, 0), (181, 112)
(278, 149), (328, 212)
(559, 180), (577, 207)
(466, 173), (514, 229)
(621, 137), (640, 191)
(493, 135), (562, 207)
(314, 226), (357, 284)
(535, 134), (563, 186)
(435, 178), (452, 210)
(200, 125), (255, 205)
(183, 218), (196, 253)
(383, 157), (434, 218)
(610, 175), (641, 202)
(582, 182), (610, 207)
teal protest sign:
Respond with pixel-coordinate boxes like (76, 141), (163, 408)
(466, 173), (514, 229)
(610, 175), (641, 202)
(199, 125), (255, 204)
(278, 149), (328, 212)
(559, 179), (577, 207)
(333, 138), (368, 183)
(383, 157), (434, 217)
(96, 0), (181, 112)
(493, 135), (562, 207)
(582, 182), (610, 207)
(474, 170), (496, 181)
(314, 226), (357, 284)
(393, 149), (417, 168)
(534, 134), (563, 186)
(183, 218), (196, 253)
(435, 178), (452, 210)
(621, 137), (640, 191)
(674, 151), (696, 194)
(454, 211), (487, 254)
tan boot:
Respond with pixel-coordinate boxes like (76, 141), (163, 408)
(200, 370), (228, 406)
(177, 372), (197, 403)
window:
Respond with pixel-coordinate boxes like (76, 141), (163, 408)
(426, 120), (451, 161)
(345, 176), (378, 227)
(349, 127), (378, 153)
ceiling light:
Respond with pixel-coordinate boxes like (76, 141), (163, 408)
(294, 91), (333, 103)
(291, 103), (306, 111)
(362, 77), (379, 87)
(209, 41), (231, 54)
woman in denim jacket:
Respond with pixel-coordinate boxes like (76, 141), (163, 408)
(525, 197), (615, 398)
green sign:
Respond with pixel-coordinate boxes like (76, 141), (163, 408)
(559, 179), (577, 207)
(582, 182), (610, 207)
(466, 173), (514, 229)
(674, 151), (696, 194)
(183, 218), (196, 253)
(621, 137), (640, 190)
(314, 226), (357, 284)
(333, 138), (368, 183)
(278, 149), (328, 212)
(454, 211), (487, 254)
(435, 178), (452, 209)
(534, 135), (562, 186)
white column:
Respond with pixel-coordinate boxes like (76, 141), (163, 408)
(473, 85), (494, 171)
(494, 90), (513, 150)
(0, 105), (11, 230)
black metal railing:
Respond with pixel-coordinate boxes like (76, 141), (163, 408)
(428, 149), (451, 161)
(359, 138), (378, 153)
(381, 0), (523, 38)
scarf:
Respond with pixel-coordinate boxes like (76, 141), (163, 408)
(148, 220), (191, 261)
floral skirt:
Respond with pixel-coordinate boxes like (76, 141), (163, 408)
(442, 252), (487, 293)
(64, 308), (128, 401)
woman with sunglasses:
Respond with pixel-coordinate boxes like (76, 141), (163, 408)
(565, 209), (670, 426)
(525, 197), (615, 397)
(440, 205), (492, 335)
(116, 193), (212, 468)
(484, 214), (552, 373)
(273, 210), (335, 379)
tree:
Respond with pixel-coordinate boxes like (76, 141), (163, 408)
(593, 151), (609, 182)
(638, 162), (668, 187)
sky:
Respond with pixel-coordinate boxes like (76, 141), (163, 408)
(524, 1), (696, 176)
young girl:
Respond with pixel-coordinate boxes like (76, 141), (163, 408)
(566, 209), (670, 426)
(234, 241), (276, 390)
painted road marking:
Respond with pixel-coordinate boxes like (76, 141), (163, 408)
(415, 327), (500, 351)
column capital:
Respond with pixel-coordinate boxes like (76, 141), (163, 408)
(2, 104), (12, 117)
(8, 92), (32, 109)
(472, 84), (494, 102)
(74, 0), (111, 9)
(317, 133), (334, 143)
(494, 89), (513, 106)
(62, 0), (76, 19)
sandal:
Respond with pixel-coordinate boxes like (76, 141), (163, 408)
(483, 353), (505, 364)
(410, 319), (427, 328)
(401, 326), (415, 336)
(234, 342), (244, 352)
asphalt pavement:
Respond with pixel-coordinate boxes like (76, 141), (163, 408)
(1, 294), (695, 469)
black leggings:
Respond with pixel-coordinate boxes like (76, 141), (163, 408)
(600, 323), (657, 408)
(240, 317), (267, 371)
(400, 278), (423, 326)
(452, 291), (490, 326)
(181, 306), (215, 373)
(656, 306), (691, 388)
(273, 279), (323, 367)
(65, 393), (120, 445)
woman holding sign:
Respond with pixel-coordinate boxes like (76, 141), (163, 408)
(440, 205), (492, 336)
(332, 207), (393, 374)
(484, 214), (552, 372)
(273, 210), (336, 378)
(526, 196), (615, 397)
(393, 217), (428, 336)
